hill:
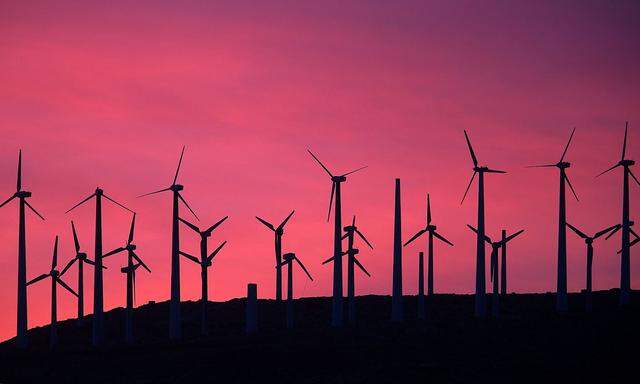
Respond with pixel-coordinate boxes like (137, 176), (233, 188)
(1, 290), (638, 383)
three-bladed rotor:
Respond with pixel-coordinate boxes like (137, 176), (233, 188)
(307, 149), (367, 221)
(597, 122), (640, 185)
(26, 236), (78, 297)
(138, 146), (198, 220)
(0, 150), (45, 220)
(405, 194), (454, 248)
(280, 252), (314, 281)
(461, 131), (506, 204)
(467, 225), (524, 282)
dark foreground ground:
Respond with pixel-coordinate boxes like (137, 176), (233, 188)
(1, 290), (638, 383)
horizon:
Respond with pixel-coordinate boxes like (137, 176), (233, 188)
(1, 0), (639, 342)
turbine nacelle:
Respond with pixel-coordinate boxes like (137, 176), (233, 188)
(126, 244), (137, 251)
(331, 175), (347, 183)
(621, 159), (635, 167)
(170, 184), (184, 192)
(283, 252), (295, 261)
(585, 238), (594, 244)
(427, 224), (437, 231)
(343, 225), (356, 232)
(15, 191), (31, 198)
(77, 252), (88, 260)
(95, 188), (104, 196)
(50, 270), (60, 278)
(203, 259), (213, 267)
(275, 227), (284, 236)
(557, 162), (571, 169)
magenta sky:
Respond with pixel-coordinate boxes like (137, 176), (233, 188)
(1, 0), (639, 341)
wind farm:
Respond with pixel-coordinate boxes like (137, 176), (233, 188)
(1, 1), (639, 382)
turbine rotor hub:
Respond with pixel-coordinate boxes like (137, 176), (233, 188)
(558, 162), (571, 169)
(171, 184), (184, 192)
(332, 175), (346, 183)
(343, 225), (356, 232)
(51, 270), (59, 277)
(427, 225), (437, 231)
(621, 159), (635, 166)
(95, 188), (103, 195)
(585, 238), (594, 244)
(16, 191), (31, 198)
(78, 252), (87, 260)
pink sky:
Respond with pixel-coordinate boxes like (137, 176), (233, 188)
(1, 0), (639, 341)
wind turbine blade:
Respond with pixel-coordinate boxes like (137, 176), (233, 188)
(353, 257), (371, 277)
(559, 127), (576, 162)
(526, 164), (557, 168)
(131, 251), (151, 273)
(56, 277), (78, 297)
(65, 192), (95, 213)
(84, 258), (97, 267)
(0, 195), (16, 209)
(178, 193), (199, 220)
(629, 228), (639, 240)
(460, 172), (477, 205)
(564, 174), (579, 201)
(173, 146), (185, 185)
(255, 216), (275, 231)
(426, 194), (432, 225)
(207, 241), (227, 262)
(321, 256), (335, 265)
(629, 170), (640, 187)
(103, 247), (125, 258)
(485, 168), (507, 174)
(327, 182), (335, 222)
(503, 229), (524, 244)
(352, 215), (356, 227)
(622, 121), (628, 160)
(128, 213), (136, 244)
(179, 251), (200, 265)
(593, 224), (620, 240)
(463, 130), (478, 167)
(307, 149), (333, 177)
(27, 273), (49, 286)
(137, 187), (171, 198)
(355, 229), (374, 249)
(16, 150), (22, 191)
(566, 223), (587, 239)
(204, 216), (228, 235)
(179, 217), (200, 233)
(277, 211), (295, 231)
(596, 163), (620, 177)
(103, 194), (134, 213)
(490, 249), (497, 282)
(403, 229), (426, 247)
(433, 231), (454, 246)
(605, 224), (622, 240)
(51, 236), (59, 269)
(71, 221), (80, 253)
(466, 224), (492, 244)
(59, 257), (77, 277)
(294, 256), (313, 281)
(341, 165), (368, 177)
(24, 201), (45, 220)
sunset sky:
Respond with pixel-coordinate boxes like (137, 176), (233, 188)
(1, 0), (639, 341)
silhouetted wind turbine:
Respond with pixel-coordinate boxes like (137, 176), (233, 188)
(404, 194), (453, 308)
(278, 252), (313, 329)
(179, 215), (228, 336)
(323, 216), (372, 324)
(308, 149), (366, 327)
(596, 122), (639, 306)
(566, 223), (619, 311)
(468, 225), (524, 317)
(138, 146), (198, 340)
(461, 131), (506, 317)
(103, 214), (151, 344)
(27, 236), (77, 348)
(59, 221), (101, 324)
(66, 187), (133, 346)
(255, 211), (294, 302)
(0, 150), (45, 348)
(528, 127), (578, 313)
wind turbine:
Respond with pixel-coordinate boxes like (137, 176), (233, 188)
(0, 150), (45, 348)
(27, 236), (77, 348)
(404, 194), (453, 299)
(66, 186), (133, 346)
(179, 215), (228, 336)
(566, 223), (619, 311)
(138, 146), (198, 340)
(468, 225), (524, 317)
(59, 221), (100, 324)
(307, 149), (366, 327)
(103, 214), (151, 344)
(278, 252), (313, 329)
(255, 211), (294, 302)
(461, 131), (506, 317)
(322, 216), (373, 324)
(528, 127), (578, 313)
(596, 122), (639, 306)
